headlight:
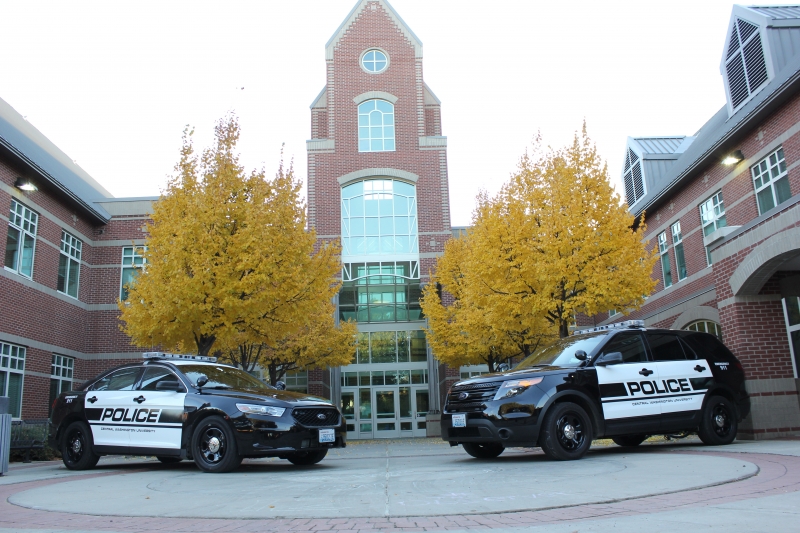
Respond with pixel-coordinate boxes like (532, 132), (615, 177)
(236, 404), (286, 417)
(493, 378), (543, 400)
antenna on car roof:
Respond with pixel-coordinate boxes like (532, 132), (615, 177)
(573, 320), (645, 336)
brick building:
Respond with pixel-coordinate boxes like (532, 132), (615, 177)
(0, 96), (155, 420)
(600, 5), (800, 438)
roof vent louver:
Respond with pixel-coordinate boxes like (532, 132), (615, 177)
(725, 18), (769, 113)
(622, 148), (645, 207)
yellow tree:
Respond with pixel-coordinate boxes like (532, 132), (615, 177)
(473, 125), (658, 339)
(119, 115), (342, 356)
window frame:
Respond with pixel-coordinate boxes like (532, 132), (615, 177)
(50, 354), (74, 411)
(657, 231), (673, 288)
(5, 199), (38, 279)
(751, 147), (791, 215)
(671, 221), (687, 282)
(357, 99), (395, 152)
(0, 342), (26, 418)
(360, 48), (389, 74)
(57, 231), (82, 299)
(699, 191), (727, 265)
(120, 246), (147, 301)
(685, 320), (723, 341)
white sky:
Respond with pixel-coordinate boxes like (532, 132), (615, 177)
(0, 0), (750, 226)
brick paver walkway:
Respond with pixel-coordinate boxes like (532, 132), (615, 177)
(1, 450), (798, 532)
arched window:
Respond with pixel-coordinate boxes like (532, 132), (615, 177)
(358, 100), (395, 152)
(685, 320), (723, 341)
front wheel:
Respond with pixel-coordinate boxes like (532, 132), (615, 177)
(698, 396), (738, 445)
(462, 442), (504, 459)
(61, 421), (100, 470)
(612, 435), (648, 447)
(286, 449), (328, 465)
(191, 416), (243, 473)
(539, 402), (593, 461)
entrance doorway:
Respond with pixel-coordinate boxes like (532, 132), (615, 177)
(341, 385), (428, 439)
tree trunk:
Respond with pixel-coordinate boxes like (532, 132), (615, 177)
(195, 334), (216, 356)
(559, 319), (570, 338)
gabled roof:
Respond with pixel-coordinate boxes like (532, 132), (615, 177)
(629, 136), (693, 156)
(0, 96), (112, 223)
(325, 0), (423, 60)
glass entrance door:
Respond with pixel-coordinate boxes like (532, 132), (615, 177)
(342, 384), (430, 439)
(374, 388), (399, 438)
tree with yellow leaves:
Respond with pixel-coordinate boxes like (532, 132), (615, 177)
(119, 115), (342, 357)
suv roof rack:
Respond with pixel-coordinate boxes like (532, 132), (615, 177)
(143, 352), (217, 363)
(573, 320), (645, 336)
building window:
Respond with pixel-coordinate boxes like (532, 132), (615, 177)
(339, 262), (422, 323)
(358, 99), (395, 152)
(671, 221), (687, 281)
(685, 320), (723, 341)
(460, 364), (489, 380)
(57, 231), (82, 298)
(341, 179), (418, 260)
(4, 199), (38, 278)
(348, 330), (427, 365)
(361, 49), (388, 73)
(700, 191), (727, 265)
(725, 17), (768, 111)
(283, 371), (308, 393)
(752, 147), (791, 214)
(622, 148), (645, 207)
(342, 368), (428, 387)
(120, 246), (147, 300)
(658, 231), (672, 288)
(783, 297), (800, 378)
(609, 309), (618, 318)
(50, 354), (74, 412)
(0, 342), (25, 418)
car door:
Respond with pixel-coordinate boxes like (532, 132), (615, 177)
(129, 365), (186, 452)
(84, 366), (142, 451)
(646, 332), (713, 429)
(594, 332), (662, 434)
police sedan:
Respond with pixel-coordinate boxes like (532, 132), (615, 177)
(442, 320), (750, 460)
(49, 353), (346, 473)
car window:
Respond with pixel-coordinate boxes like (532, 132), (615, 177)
(89, 367), (141, 391)
(682, 332), (735, 362)
(597, 333), (648, 363)
(647, 333), (688, 361)
(139, 366), (183, 391)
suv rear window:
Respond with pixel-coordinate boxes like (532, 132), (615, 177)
(682, 332), (735, 362)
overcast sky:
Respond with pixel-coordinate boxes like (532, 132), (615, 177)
(1, 0), (750, 226)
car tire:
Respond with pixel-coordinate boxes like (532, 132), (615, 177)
(191, 416), (243, 473)
(539, 402), (593, 461)
(156, 456), (183, 464)
(698, 396), (738, 446)
(462, 442), (504, 459)
(286, 449), (328, 466)
(612, 435), (648, 447)
(61, 421), (101, 471)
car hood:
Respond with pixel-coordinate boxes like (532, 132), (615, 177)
(454, 365), (576, 386)
(199, 388), (335, 407)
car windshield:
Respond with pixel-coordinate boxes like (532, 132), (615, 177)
(515, 333), (608, 369)
(178, 364), (274, 394)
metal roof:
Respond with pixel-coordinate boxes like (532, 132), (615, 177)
(0, 96), (112, 223)
(631, 137), (687, 155)
(747, 5), (800, 20)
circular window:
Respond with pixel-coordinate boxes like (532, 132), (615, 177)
(361, 49), (388, 73)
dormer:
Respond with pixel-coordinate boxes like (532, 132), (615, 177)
(621, 136), (695, 208)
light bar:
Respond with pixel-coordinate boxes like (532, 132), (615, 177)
(573, 320), (645, 336)
(143, 352), (217, 362)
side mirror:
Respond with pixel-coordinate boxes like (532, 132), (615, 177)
(596, 352), (624, 367)
(156, 380), (184, 392)
(195, 374), (209, 388)
(574, 350), (587, 361)
(275, 381), (287, 391)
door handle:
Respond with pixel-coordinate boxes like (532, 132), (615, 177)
(694, 365), (707, 372)
(134, 395), (146, 404)
(87, 396), (97, 404)
(639, 368), (654, 377)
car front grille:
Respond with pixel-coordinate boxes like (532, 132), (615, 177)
(446, 381), (503, 412)
(292, 408), (340, 427)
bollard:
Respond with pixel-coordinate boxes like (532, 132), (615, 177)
(425, 410), (441, 438)
(0, 396), (10, 476)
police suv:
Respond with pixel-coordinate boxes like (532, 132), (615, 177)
(49, 353), (346, 473)
(442, 321), (750, 460)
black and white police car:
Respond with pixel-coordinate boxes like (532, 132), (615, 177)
(49, 353), (346, 473)
(442, 321), (750, 460)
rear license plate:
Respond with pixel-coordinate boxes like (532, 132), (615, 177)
(319, 429), (335, 443)
(452, 414), (466, 427)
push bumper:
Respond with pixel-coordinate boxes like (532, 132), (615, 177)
(440, 411), (541, 447)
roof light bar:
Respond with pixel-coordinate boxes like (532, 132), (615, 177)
(573, 320), (645, 336)
(143, 352), (217, 362)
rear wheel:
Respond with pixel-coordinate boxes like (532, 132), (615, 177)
(61, 421), (100, 471)
(539, 402), (593, 461)
(612, 435), (647, 447)
(462, 442), (504, 459)
(698, 396), (738, 445)
(191, 416), (243, 473)
(157, 456), (183, 464)
(286, 449), (328, 465)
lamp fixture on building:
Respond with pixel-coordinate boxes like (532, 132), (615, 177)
(721, 150), (745, 165)
(14, 177), (37, 191)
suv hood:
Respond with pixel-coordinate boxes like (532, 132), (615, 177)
(199, 388), (335, 407)
(455, 365), (577, 386)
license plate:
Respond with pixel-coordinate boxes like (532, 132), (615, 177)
(452, 414), (466, 427)
(319, 429), (335, 443)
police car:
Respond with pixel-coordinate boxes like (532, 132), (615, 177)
(49, 353), (346, 473)
(442, 321), (750, 460)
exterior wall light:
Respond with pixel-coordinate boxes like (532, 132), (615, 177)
(14, 177), (38, 191)
(721, 150), (745, 165)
